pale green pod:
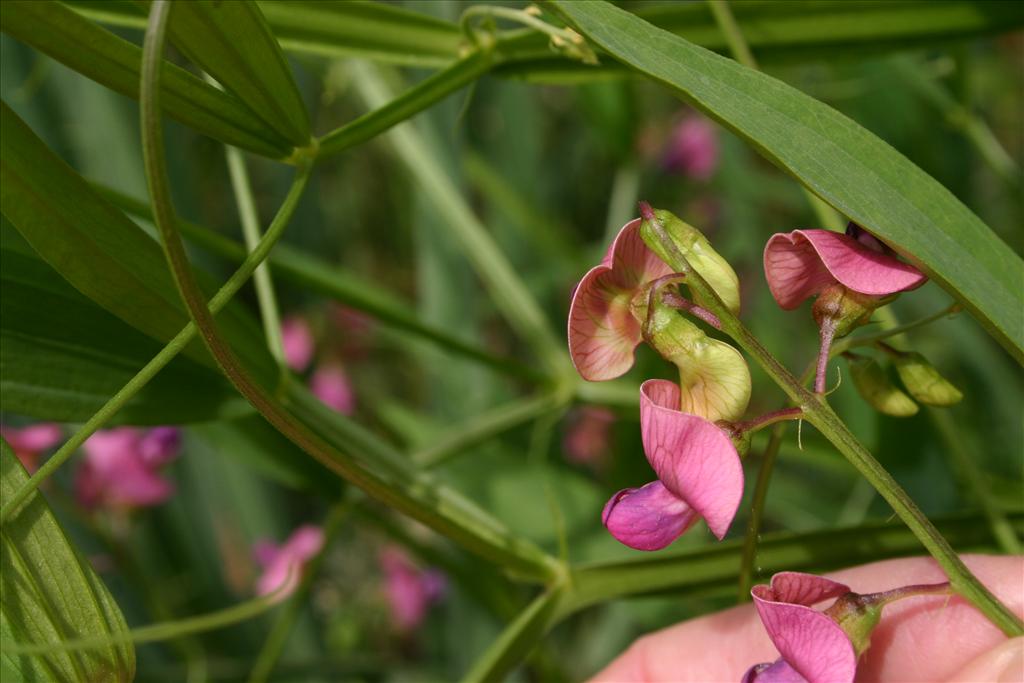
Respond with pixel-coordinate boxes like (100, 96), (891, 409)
(849, 356), (918, 417)
(640, 209), (741, 314)
(893, 352), (963, 407)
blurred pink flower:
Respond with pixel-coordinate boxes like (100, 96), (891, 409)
(746, 572), (857, 683)
(311, 364), (356, 415)
(379, 546), (446, 633)
(563, 406), (616, 466)
(1, 422), (62, 472)
(568, 218), (673, 381)
(662, 115), (719, 180)
(281, 316), (315, 372)
(75, 427), (180, 510)
(763, 229), (925, 311)
(253, 525), (325, 599)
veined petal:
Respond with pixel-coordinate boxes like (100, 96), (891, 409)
(752, 573), (856, 683)
(764, 230), (925, 310)
(569, 220), (673, 381)
(639, 379), (743, 539)
(676, 338), (752, 422)
(602, 480), (699, 550)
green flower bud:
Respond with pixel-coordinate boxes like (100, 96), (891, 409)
(892, 352), (963, 407)
(824, 593), (883, 656)
(639, 208), (741, 314)
(848, 356), (918, 417)
(811, 284), (887, 339)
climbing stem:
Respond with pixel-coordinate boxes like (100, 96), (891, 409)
(641, 208), (1023, 636)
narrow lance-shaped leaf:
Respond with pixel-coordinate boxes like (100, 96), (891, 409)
(0, 0), (292, 158)
(0, 102), (277, 382)
(551, 0), (1024, 363)
(143, 0), (311, 147)
(0, 224), (249, 425)
(1, 440), (135, 682)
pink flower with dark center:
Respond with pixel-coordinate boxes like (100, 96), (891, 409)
(253, 525), (324, 599)
(662, 115), (719, 180)
(763, 229), (925, 311)
(563, 406), (616, 466)
(603, 379), (743, 550)
(311, 364), (356, 415)
(379, 546), (447, 632)
(281, 316), (315, 372)
(747, 572), (857, 683)
(1, 422), (62, 472)
(75, 427), (180, 510)
(568, 219), (674, 381)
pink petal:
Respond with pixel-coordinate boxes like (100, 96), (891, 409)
(311, 364), (356, 414)
(602, 480), (699, 550)
(252, 540), (281, 568)
(639, 379), (743, 539)
(105, 464), (174, 507)
(761, 572), (851, 607)
(256, 526), (325, 599)
(82, 428), (141, 474)
(742, 659), (809, 683)
(569, 219), (673, 381)
(281, 316), (315, 372)
(763, 230), (925, 310)
(752, 578), (858, 683)
(662, 116), (719, 180)
(282, 525), (325, 562)
(137, 427), (181, 467)
(1, 423), (62, 452)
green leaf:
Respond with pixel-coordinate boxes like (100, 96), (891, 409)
(0, 0), (292, 158)
(153, 0), (311, 147)
(0, 102), (277, 383)
(0, 440), (135, 682)
(0, 224), (248, 424)
(551, 0), (1024, 363)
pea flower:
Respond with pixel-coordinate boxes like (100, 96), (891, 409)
(379, 546), (447, 633)
(281, 315), (315, 372)
(311, 363), (355, 415)
(1, 422), (62, 472)
(602, 379), (743, 550)
(253, 525), (324, 599)
(763, 226), (926, 392)
(75, 427), (181, 510)
(563, 406), (616, 466)
(661, 114), (719, 180)
(743, 571), (951, 683)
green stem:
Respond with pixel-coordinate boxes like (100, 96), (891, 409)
(141, 1), (557, 581)
(642, 209), (1023, 635)
(413, 392), (564, 468)
(0, 172), (312, 524)
(317, 50), (495, 160)
(833, 303), (961, 355)
(224, 144), (287, 367)
(737, 422), (788, 600)
(248, 499), (352, 683)
(929, 408), (1022, 554)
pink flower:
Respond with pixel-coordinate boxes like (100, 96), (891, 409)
(137, 426), (181, 467)
(253, 525), (324, 599)
(763, 229), (925, 311)
(603, 379), (743, 550)
(379, 546), (447, 632)
(1, 422), (62, 472)
(567, 219), (674, 381)
(662, 115), (719, 180)
(75, 427), (180, 510)
(310, 364), (355, 415)
(562, 406), (616, 466)
(281, 316), (315, 372)
(747, 572), (857, 683)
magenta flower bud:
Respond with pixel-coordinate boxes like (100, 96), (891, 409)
(1, 422), (62, 473)
(640, 379), (743, 539)
(253, 525), (324, 599)
(76, 428), (176, 510)
(602, 481), (699, 551)
(662, 115), (719, 180)
(379, 546), (446, 632)
(137, 426), (181, 467)
(311, 363), (356, 415)
(281, 315), (315, 372)
(568, 218), (674, 381)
